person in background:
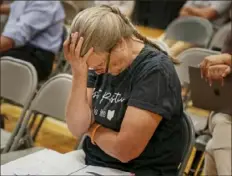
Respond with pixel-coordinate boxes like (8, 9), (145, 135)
(179, 0), (231, 29)
(0, 1), (10, 33)
(165, 0), (231, 58)
(0, 1), (65, 81)
(64, 5), (185, 176)
(94, 1), (135, 18)
(200, 27), (231, 176)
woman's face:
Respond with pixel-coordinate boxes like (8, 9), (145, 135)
(87, 40), (131, 76)
(87, 52), (109, 75)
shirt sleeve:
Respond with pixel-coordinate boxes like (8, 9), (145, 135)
(127, 69), (177, 120)
(2, 1), (56, 47)
(210, 1), (232, 15)
(87, 70), (98, 88)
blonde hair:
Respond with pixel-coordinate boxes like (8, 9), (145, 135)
(70, 5), (177, 63)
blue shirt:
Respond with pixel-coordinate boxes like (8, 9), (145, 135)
(2, 1), (65, 54)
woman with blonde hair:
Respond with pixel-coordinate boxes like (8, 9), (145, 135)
(64, 5), (185, 176)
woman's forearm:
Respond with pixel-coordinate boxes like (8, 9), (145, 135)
(93, 127), (122, 161)
(66, 74), (92, 138)
(92, 126), (134, 163)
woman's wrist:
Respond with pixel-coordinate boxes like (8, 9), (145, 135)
(72, 68), (88, 82)
(90, 124), (102, 145)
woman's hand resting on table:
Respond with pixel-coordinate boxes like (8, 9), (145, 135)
(63, 32), (93, 76)
(200, 54), (232, 86)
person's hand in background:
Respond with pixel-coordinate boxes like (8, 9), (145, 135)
(205, 64), (231, 86)
(200, 53), (232, 86)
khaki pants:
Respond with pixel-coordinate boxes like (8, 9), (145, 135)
(203, 113), (232, 176)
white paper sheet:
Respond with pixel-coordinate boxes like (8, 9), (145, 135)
(1, 149), (85, 175)
(1, 149), (133, 176)
(71, 165), (132, 176)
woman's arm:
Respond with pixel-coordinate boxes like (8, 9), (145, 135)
(64, 32), (94, 138)
(66, 74), (93, 138)
(89, 106), (162, 163)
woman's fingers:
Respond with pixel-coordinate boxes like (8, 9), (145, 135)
(222, 66), (231, 78)
(63, 32), (94, 68)
(70, 32), (79, 55)
(75, 36), (84, 58)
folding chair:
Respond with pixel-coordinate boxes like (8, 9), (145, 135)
(175, 48), (220, 134)
(175, 48), (220, 86)
(0, 56), (38, 153)
(61, 1), (80, 25)
(178, 112), (195, 176)
(9, 74), (73, 152)
(163, 16), (214, 47)
(209, 22), (231, 51)
(49, 25), (69, 77)
(1, 74), (73, 164)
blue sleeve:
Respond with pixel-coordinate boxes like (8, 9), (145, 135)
(2, 1), (57, 47)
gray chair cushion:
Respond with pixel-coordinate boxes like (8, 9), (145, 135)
(195, 134), (211, 152)
(187, 112), (208, 134)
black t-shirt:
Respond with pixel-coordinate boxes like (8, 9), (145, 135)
(83, 45), (185, 176)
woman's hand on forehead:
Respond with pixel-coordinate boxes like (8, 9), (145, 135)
(63, 32), (94, 75)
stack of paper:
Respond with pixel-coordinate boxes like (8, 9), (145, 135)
(1, 149), (133, 176)
(1, 149), (85, 175)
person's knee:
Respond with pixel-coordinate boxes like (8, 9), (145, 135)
(212, 113), (231, 127)
(205, 139), (213, 155)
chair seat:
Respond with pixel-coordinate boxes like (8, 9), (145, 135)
(187, 112), (208, 134)
(195, 134), (211, 152)
(1, 147), (44, 165)
(1, 129), (11, 151)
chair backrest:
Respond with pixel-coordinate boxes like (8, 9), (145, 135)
(164, 16), (214, 47)
(0, 56), (38, 106)
(175, 48), (220, 85)
(61, 1), (79, 25)
(209, 22), (231, 51)
(29, 74), (72, 122)
(148, 38), (170, 54)
(178, 112), (195, 176)
(76, 134), (88, 150)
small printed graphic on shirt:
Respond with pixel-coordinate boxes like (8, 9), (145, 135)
(93, 89), (125, 121)
(107, 110), (115, 121)
(99, 109), (106, 118)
